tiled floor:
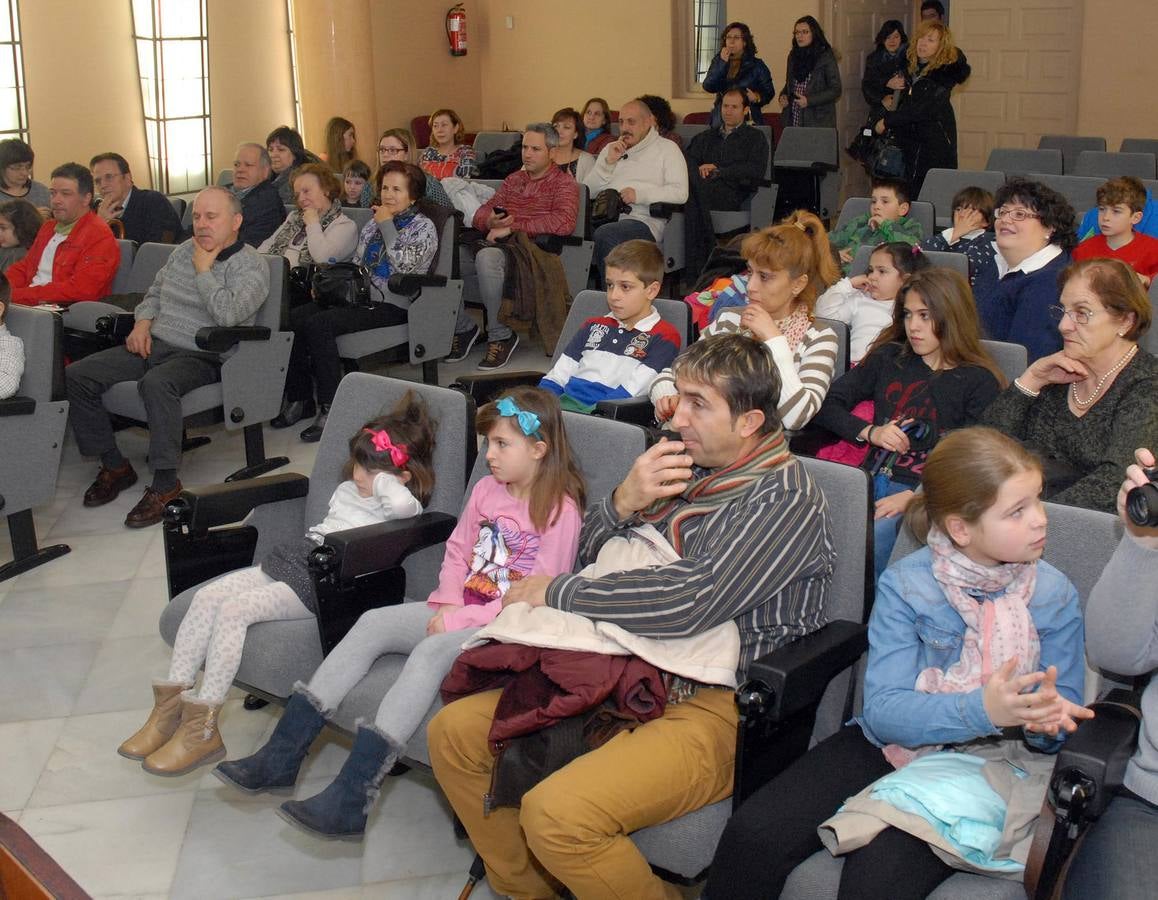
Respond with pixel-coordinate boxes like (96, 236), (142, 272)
(0, 342), (572, 899)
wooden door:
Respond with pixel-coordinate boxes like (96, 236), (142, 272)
(945, 0), (1084, 169)
(825, 0), (913, 205)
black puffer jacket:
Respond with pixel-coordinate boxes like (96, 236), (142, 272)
(882, 54), (971, 192)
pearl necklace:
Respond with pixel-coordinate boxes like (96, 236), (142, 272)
(1070, 344), (1137, 408)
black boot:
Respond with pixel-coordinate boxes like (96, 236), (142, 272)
(300, 404), (329, 443)
(213, 689), (326, 793)
(271, 396), (316, 429)
(277, 724), (400, 839)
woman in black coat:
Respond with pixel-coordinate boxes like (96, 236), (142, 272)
(777, 16), (842, 129)
(702, 22), (776, 128)
(862, 20), (908, 117)
(874, 20), (970, 196)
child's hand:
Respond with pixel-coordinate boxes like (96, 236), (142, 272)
(867, 418), (911, 453)
(868, 215), (884, 231)
(839, 248), (854, 264)
(873, 489), (914, 520)
(850, 274), (871, 291)
(655, 394), (678, 422)
(426, 610), (446, 635)
(983, 658), (1049, 728)
(1023, 666), (1096, 736)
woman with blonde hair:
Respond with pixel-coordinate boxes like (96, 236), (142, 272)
(374, 128), (454, 209)
(873, 20), (971, 194)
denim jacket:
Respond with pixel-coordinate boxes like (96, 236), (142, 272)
(859, 546), (1085, 753)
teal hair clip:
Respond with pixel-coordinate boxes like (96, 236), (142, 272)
(495, 396), (543, 439)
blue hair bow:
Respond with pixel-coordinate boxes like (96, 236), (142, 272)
(495, 397), (543, 439)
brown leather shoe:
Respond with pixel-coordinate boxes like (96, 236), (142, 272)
(118, 681), (189, 760)
(82, 462), (138, 508)
(124, 481), (183, 529)
(142, 696), (226, 777)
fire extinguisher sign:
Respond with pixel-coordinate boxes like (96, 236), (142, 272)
(447, 4), (468, 57)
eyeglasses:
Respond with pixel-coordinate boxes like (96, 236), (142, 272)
(994, 207), (1041, 222)
(379, 145), (407, 156)
(1048, 305), (1096, 325)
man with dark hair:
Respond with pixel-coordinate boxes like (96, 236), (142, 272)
(921, 0), (945, 21)
(6, 162), (119, 306)
(430, 333), (834, 899)
(683, 87), (770, 275)
(66, 186), (270, 528)
(228, 142), (285, 247)
(90, 152), (183, 244)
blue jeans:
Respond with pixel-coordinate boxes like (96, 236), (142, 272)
(873, 476), (912, 579)
(592, 219), (654, 288)
(1063, 790), (1158, 899)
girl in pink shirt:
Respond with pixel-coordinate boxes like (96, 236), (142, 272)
(214, 386), (586, 839)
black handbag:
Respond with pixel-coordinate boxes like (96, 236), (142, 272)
(310, 262), (372, 309)
(867, 131), (907, 180)
(589, 188), (632, 232)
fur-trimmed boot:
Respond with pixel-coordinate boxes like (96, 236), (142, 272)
(118, 680), (190, 760)
(214, 687), (327, 793)
(277, 724), (400, 839)
(142, 694), (226, 776)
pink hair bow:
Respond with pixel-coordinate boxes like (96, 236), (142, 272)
(363, 428), (410, 467)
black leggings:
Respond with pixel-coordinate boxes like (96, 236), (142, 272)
(706, 726), (956, 900)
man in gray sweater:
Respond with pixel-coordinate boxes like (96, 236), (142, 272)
(1063, 447), (1158, 899)
(66, 186), (270, 527)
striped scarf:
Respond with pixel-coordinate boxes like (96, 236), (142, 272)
(264, 198), (343, 266)
(639, 429), (792, 553)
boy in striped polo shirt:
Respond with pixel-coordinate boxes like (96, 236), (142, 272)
(540, 239), (681, 412)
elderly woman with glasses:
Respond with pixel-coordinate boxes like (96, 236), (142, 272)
(969, 178), (1078, 362)
(374, 129), (454, 210)
(982, 256), (1158, 512)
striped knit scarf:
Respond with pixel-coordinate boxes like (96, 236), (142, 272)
(638, 429), (792, 553)
(265, 198), (342, 266)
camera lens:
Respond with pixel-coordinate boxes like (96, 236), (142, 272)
(1126, 482), (1158, 528)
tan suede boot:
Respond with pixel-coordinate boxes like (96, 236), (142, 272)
(118, 681), (189, 761)
(142, 695), (226, 776)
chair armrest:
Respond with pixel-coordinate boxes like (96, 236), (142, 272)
(594, 397), (655, 428)
(774, 160), (839, 173)
(738, 620), (869, 725)
(194, 325), (271, 353)
(163, 472), (310, 532)
(1049, 689), (1142, 820)
(532, 234), (564, 255)
(648, 203), (683, 219)
(451, 371), (544, 406)
(312, 511), (458, 582)
(560, 235), (585, 247)
(387, 273), (449, 301)
(0, 396), (35, 416)
(96, 313), (136, 340)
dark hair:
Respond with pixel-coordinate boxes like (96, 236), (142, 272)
(376, 160), (426, 203)
(866, 241), (931, 281)
(638, 95), (677, 134)
(343, 159), (371, 182)
(89, 152), (130, 175)
(866, 268), (1007, 386)
(870, 176), (911, 206)
(605, 239), (663, 287)
(672, 334), (783, 435)
(0, 272), (9, 324)
(266, 125), (312, 166)
(550, 108), (584, 148)
(950, 186), (995, 227)
(792, 15), (832, 53)
(994, 177), (1078, 252)
(474, 386), (586, 531)
(0, 138), (33, 170)
(0, 199), (43, 248)
(874, 19), (907, 48)
(581, 98), (611, 132)
(51, 163), (94, 198)
(1097, 176), (1147, 214)
(290, 162), (342, 203)
(921, 1), (946, 17)
(720, 21), (757, 57)
(343, 390), (437, 505)
(1060, 257), (1152, 342)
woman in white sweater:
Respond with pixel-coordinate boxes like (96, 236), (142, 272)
(651, 210), (840, 431)
(258, 162), (358, 268)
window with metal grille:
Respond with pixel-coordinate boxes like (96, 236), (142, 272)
(691, 0), (727, 88)
(286, 0), (303, 133)
(0, 1), (28, 143)
(131, 0), (211, 194)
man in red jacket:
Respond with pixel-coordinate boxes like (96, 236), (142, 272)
(6, 162), (119, 306)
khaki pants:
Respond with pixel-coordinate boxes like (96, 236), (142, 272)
(428, 686), (738, 900)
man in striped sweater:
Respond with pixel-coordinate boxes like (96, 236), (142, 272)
(539, 240), (680, 411)
(430, 334), (834, 899)
(66, 187), (270, 528)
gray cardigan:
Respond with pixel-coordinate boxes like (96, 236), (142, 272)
(1085, 533), (1158, 805)
(780, 48), (842, 128)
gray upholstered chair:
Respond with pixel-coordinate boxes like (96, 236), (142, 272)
(471, 132), (520, 163)
(1037, 135), (1106, 174)
(813, 316), (850, 380)
(99, 253), (294, 482)
(985, 148), (1063, 177)
(779, 500), (1124, 900)
(773, 127), (840, 222)
(847, 242), (968, 282)
(919, 169), (1008, 228)
(340, 206), (373, 233)
(834, 197), (936, 241)
(1072, 150), (1157, 181)
(1034, 174), (1104, 218)
(708, 125), (777, 235)
(0, 306), (70, 580)
(331, 201), (462, 385)
(980, 339), (1028, 384)
(158, 374), (475, 695)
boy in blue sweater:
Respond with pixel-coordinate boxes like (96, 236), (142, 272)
(540, 240), (681, 412)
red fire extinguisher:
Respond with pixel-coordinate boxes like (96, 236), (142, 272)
(446, 4), (467, 57)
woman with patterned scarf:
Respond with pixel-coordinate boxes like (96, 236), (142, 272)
(258, 162), (357, 269)
(274, 161), (437, 442)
